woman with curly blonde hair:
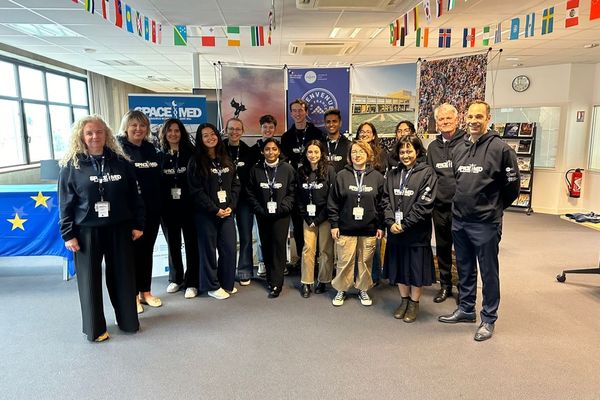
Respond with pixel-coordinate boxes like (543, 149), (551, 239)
(58, 115), (145, 342)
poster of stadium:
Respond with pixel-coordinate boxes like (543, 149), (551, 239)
(221, 66), (286, 136)
(417, 54), (488, 133)
(351, 64), (417, 138)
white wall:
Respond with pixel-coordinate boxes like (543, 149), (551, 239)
(485, 63), (600, 214)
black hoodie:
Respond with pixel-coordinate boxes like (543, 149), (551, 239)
(382, 161), (437, 246)
(188, 156), (241, 216)
(281, 122), (324, 168)
(297, 164), (336, 226)
(247, 160), (296, 218)
(58, 147), (145, 241)
(452, 130), (520, 223)
(324, 135), (351, 173)
(118, 136), (162, 216)
(224, 138), (256, 199)
(426, 129), (466, 207)
(328, 165), (384, 237)
(159, 145), (194, 213)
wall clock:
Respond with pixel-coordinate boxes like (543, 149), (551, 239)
(512, 75), (530, 92)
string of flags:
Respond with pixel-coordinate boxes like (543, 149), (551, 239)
(390, 0), (600, 48)
(74, 0), (162, 45)
(173, 25), (270, 47)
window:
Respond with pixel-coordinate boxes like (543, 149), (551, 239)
(589, 106), (600, 171)
(0, 55), (89, 168)
(491, 106), (561, 168)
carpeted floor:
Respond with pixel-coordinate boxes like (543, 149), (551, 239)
(1, 212), (599, 399)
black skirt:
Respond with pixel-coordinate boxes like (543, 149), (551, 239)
(383, 234), (435, 287)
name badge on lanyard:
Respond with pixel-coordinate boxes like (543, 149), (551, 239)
(92, 156), (110, 217)
(395, 211), (403, 225)
(95, 201), (110, 218)
(217, 190), (227, 203)
(213, 160), (227, 203)
(264, 163), (278, 213)
(307, 204), (316, 217)
(395, 168), (411, 224)
(171, 187), (181, 199)
(267, 201), (277, 214)
(353, 170), (365, 220)
(353, 206), (364, 220)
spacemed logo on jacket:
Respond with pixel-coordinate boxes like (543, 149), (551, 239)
(163, 167), (187, 175)
(435, 160), (452, 169)
(302, 182), (324, 190)
(421, 186), (433, 201)
(327, 155), (343, 162)
(135, 161), (159, 169)
(260, 182), (283, 189)
(349, 185), (373, 192)
(210, 167), (231, 174)
(506, 167), (518, 182)
(457, 163), (483, 173)
(394, 188), (415, 196)
(90, 174), (122, 182)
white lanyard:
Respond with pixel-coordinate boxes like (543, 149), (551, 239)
(353, 169), (365, 205)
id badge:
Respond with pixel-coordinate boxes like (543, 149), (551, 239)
(171, 187), (181, 199)
(395, 211), (403, 225)
(95, 201), (110, 218)
(353, 206), (364, 220)
(217, 190), (227, 203)
(307, 204), (316, 217)
(267, 201), (277, 214)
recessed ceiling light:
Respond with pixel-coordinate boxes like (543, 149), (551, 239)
(349, 28), (361, 38)
(512, 63), (523, 67)
(3, 23), (81, 37)
(583, 43), (599, 48)
(506, 57), (519, 61)
(329, 27), (341, 38)
(369, 27), (384, 39)
(83, 48), (96, 53)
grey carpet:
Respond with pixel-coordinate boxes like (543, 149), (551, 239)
(1, 212), (600, 400)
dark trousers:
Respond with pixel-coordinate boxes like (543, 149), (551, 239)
(134, 213), (161, 293)
(452, 218), (502, 324)
(291, 208), (304, 262)
(433, 205), (454, 289)
(74, 224), (139, 341)
(235, 199), (254, 280)
(196, 214), (237, 292)
(256, 215), (290, 290)
(161, 207), (200, 289)
(371, 238), (382, 281)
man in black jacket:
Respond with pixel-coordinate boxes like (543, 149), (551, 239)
(427, 103), (465, 303)
(438, 101), (519, 342)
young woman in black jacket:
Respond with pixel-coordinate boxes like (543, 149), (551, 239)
(296, 140), (336, 298)
(382, 135), (437, 323)
(188, 123), (240, 300)
(247, 138), (296, 298)
(158, 118), (199, 299)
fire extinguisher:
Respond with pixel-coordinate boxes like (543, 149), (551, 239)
(565, 168), (583, 198)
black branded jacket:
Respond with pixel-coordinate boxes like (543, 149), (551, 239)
(224, 139), (256, 199)
(452, 130), (520, 223)
(328, 165), (384, 237)
(296, 164), (336, 226)
(188, 156), (241, 216)
(160, 145), (194, 213)
(426, 129), (466, 207)
(324, 135), (351, 173)
(281, 123), (324, 168)
(58, 148), (145, 241)
(118, 136), (162, 216)
(382, 161), (437, 246)
(247, 160), (296, 218)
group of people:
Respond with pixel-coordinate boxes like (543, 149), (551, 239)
(58, 98), (519, 343)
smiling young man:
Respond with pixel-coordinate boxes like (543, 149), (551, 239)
(323, 109), (350, 173)
(438, 101), (520, 342)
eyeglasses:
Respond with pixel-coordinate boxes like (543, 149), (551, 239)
(351, 150), (367, 155)
(358, 130), (373, 135)
(227, 128), (243, 132)
(396, 128), (412, 134)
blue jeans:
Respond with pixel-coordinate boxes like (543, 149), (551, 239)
(235, 200), (254, 280)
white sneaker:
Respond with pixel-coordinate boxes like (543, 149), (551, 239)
(184, 287), (198, 299)
(257, 262), (266, 277)
(332, 291), (346, 307)
(228, 287), (238, 294)
(359, 290), (372, 306)
(208, 288), (230, 300)
(239, 279), (251, 286)
(167, 282), (182, 293)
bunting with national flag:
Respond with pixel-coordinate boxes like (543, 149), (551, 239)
(114, 0), (123, 28)
(494, 22), (502, 43)
(412, 7), (420, 31)
(438, 28), (451, 48)
(202, 26), (217, 46)
(157, 24), (162, 44)
(525, 12), (535, 37)
(144, 16), (150, 40)
(447, 0), (455, 11)
(136, 11), (143, 36)
(542, 7), (554, 34)
(125, 5), (134, 33)
(423, 0), (432, 23)
(268, 8), (274, 44)
(592, 0), (600, 20)
(227, 26), (240, 46)
(101, 0), (109, 20)
(482, 26), (490, 46)
(510, 17), (520, 40)
(462, 27), (475, 47)
(85, 0), (94, 14)
(152, 20), (156, 43)
(251, 26), (265, 46)
(565, 0), (579, 28)
(402, 14), (409, 36)
(436, 0), (443, 18)
(415, 27), (429, 47)
(174, 25), (187, 46)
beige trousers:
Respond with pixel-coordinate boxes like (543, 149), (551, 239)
(301, 221), (334, 284)
(332, 235), (376, 292)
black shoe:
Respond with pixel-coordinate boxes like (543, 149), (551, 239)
(283, 267), (289, 276)
(438, 308), (476, 324)
(433, 288), (452, 303)
(300, 284), (311, 298)
(372, 280), (381, 288)
(268, 287), (281, 298)
(314, 282), (327, 294)
(474, 322), (495, 341)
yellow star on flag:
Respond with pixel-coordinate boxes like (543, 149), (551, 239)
(7, 213), (27, 231)
(31, 191), (50, 208)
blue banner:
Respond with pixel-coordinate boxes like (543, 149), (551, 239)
(128, 94), (207, 136)
(287, 68), (350, 130)
(0, 184), (74, 276)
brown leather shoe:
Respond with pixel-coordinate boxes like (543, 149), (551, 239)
(393, 297), (410, 319)
(403, 299), (419, 323)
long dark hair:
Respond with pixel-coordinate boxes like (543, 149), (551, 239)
(393, 134), (426, 163)
(395, 120), (416, 135)
(194, 123), (234, 177)
(355, 122), (384, 172)
(159, 118), (194, 153)
(299, 140), (329, 182)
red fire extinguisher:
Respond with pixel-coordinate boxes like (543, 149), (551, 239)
(565, 168), (583, 198)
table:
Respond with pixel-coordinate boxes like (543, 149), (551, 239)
(0, 184), (73, 279)
(556, 215), (600, 282)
